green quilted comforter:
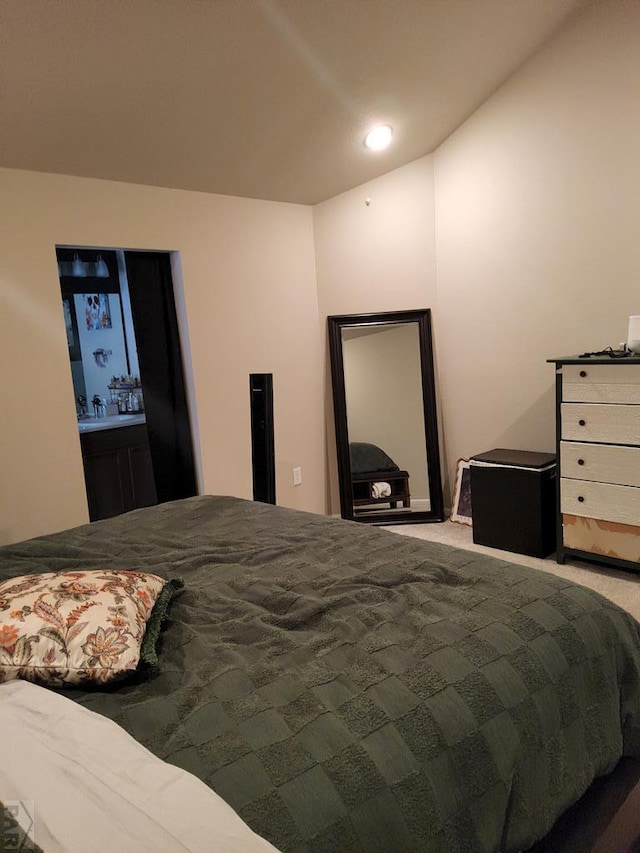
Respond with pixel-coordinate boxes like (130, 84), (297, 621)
(1, 496), (640, 852)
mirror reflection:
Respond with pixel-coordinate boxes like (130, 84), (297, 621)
(328, 309), (444, 525)
(343, 324), (429, 515)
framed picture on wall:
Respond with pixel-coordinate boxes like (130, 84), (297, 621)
(451, 458), (472, 525)
(83, 293), (112, 330)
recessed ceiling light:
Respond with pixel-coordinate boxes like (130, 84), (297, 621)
(364, 124), (393, 151)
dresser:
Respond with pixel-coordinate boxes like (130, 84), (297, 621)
(548, 355), (640, 571)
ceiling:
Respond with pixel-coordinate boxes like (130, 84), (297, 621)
(0, 0), (591, 205)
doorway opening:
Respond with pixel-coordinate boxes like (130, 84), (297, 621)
(57, 246), (198, 521)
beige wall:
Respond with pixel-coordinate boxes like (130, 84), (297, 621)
(433, 0), (640, 493)
(313, 157), (439, 512)
(0, 168), (324, 544)
(3, 0), (638, 540)
(313, 157), (438, 319)
(314, 0), (640, 507)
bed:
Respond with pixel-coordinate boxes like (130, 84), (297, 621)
(1, 495), (640, 852)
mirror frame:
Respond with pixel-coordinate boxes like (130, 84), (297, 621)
(328, 309), (444, 525)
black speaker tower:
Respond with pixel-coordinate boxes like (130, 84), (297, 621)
(250, 374), (276, 504)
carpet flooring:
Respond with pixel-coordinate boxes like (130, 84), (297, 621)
(383, 520), (640, 621)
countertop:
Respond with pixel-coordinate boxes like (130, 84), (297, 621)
(77, 413), (147, 433)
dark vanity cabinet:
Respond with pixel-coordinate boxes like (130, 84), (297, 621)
(80, 425), (157, 521)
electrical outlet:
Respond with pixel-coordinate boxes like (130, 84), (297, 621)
(293, 467), (302, 486)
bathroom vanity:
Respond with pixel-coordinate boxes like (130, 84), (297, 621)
(79, 415), (157, 521)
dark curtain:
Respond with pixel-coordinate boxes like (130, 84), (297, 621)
(124, 252), (197, 503)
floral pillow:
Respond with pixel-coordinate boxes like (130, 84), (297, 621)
(0, 569), (183, 687)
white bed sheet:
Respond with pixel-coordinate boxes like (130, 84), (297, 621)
(0, 680), (281, 852)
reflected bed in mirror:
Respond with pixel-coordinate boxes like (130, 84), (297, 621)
(328, 309), (444, 525)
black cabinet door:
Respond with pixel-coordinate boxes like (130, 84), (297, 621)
(81, 425), (158, 521)
(128, 443), (158, 510)
(82, 445), (129, 520)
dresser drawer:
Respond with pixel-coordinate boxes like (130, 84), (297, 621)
(563, 514), (640, 564)
(561, 403), (640, 444)
(560, 441), (640, 486)
(562, 363), (640, 403)
(560, 477), (640, 525)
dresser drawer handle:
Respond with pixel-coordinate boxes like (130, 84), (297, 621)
(577, 495), (585, 503)
(579, 370), (587, 378)
(577, 458), (585, 465)
(578, 419), (586, 426)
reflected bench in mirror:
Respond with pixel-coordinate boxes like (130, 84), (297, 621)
(328, 309), (444, 525)
(350, 441), (410, 511)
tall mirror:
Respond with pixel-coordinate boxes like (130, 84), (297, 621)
(328, 309), (444, 525)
